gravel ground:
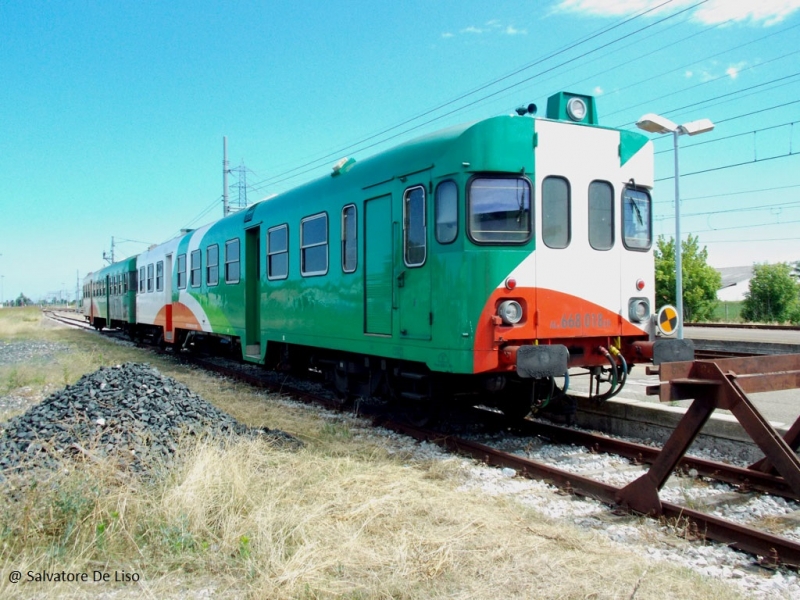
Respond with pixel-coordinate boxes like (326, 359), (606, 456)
(0, 340), (71, 368)
(0, 340), (70, 417)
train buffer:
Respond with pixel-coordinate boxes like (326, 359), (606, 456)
(616, 354), (800, 516)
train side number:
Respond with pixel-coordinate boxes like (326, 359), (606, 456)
(550, 313), (611, 330)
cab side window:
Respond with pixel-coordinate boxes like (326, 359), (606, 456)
(435, 181), (458, 244)
(588, 180), (614, 251)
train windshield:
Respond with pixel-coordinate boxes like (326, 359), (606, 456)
(622, 188), (652, 250)
(468, 177), (532, 244)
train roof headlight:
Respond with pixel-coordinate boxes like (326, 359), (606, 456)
(498, 300), (523, 325)
(566, 97), (587, 122)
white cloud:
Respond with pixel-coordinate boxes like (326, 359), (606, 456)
(593, 86), (604, 95)
(694, 0), (800, 26)
(449, 20), (527, 37)
(554, 0), (800, 27)
(441, 32), (454, 38)
(725, 61), (748, 79)
(554, 0), (674, 18)
(685, 70), (693, 78)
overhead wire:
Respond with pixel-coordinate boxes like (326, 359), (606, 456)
(654, 119), (800, 154)
(248, 0), (706, 193)
(605, 20), (800, 121)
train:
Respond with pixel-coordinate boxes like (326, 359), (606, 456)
(82, 91), (690, 418)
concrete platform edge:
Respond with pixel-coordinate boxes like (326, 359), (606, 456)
(573, 397), (790, 464)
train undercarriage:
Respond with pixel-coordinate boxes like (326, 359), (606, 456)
(109, 322), (691, 425)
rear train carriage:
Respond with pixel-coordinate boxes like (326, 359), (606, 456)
(82, 257), (138, 333)
(123, 91), (686, 413)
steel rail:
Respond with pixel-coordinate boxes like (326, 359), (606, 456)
(42, 310), (94, 331)
(496, 414), (800, 501)
(387, 420), (800, 568)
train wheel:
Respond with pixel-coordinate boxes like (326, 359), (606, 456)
(332, 364), (353, 407)
(497, 379), (534, 420)
(401, 400), (438, 428)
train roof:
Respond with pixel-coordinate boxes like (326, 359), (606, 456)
(253, 90), (640, 211)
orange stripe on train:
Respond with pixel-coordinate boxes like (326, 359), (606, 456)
(473, 286), (647, 373)
(154, 302), (203, 333)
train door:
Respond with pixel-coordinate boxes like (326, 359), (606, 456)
(534, 119), (621, 339)
(164, 255), (174, 342)
(397, 185), (432, 340)
(364, 195), (393, 336)
(104, 274), (110, 326)
(245, 226), (261, 358)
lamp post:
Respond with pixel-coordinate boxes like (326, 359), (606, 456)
(636, 113), (714, 340)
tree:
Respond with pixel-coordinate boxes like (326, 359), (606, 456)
(741, 262), (800, 324)
(654, 234), (721, 322)
(14, 293), (33, 307)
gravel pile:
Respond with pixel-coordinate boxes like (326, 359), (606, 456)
(0, 362), (299, 476)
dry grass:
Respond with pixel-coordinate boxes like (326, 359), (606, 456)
(0, 309), (748, 599)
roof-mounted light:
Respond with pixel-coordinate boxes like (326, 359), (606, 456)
(566, 97), (587, 121)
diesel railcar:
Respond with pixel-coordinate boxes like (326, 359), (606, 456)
(84, 91), (688, 415)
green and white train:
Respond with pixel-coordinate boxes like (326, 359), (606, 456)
(83, 91), (688, 415)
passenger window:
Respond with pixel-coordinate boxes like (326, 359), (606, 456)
(435, 181), (458, 244)
(190, 250), (201, 287)
(301, 214), (328, 276)
(268, 225), (289, 280)
(156, 261), (164, 292)
(177, 254), (186, 289)
(207, 245), (219, 286)
(468, 177), (531, 244)
(342, 205), (357, 273)
(588, 180), (614, 251)
(404, 186), (426, 266)
(623, 188), (652, 251)
(139, 267), (145, 293)
(147, 264), (154, 293)
(225, 239), (240, 283)
(542, 176), (571, 249)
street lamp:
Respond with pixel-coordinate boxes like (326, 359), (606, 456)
(636, 113), (715, 339)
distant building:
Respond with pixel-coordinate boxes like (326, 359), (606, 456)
(715, 262), (800, 302)
(715, 266), (754, 302)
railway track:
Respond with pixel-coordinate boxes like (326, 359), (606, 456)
(42, 309), (94, 330)
(44, 310), (800, 568)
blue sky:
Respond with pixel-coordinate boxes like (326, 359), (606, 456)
(1, 0), (799, 301)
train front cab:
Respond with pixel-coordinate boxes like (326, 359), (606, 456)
(465, 93), (690, 406)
